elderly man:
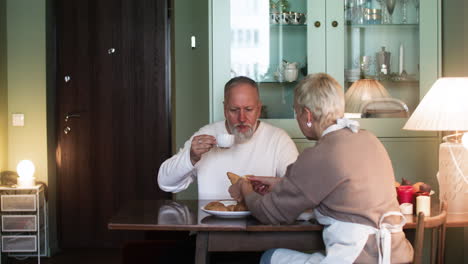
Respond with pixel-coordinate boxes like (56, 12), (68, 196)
(158, 76), (298, 200)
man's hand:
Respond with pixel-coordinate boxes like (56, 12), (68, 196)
(190, 135), (216, 165)
(247, 176), (282, 195)
(228, 178), (253, 202)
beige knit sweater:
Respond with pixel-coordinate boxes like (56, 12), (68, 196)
(245, 128), (413, 263)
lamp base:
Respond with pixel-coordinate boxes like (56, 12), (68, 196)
(17, 177), (36, 188)
(438, 142), (468, 214)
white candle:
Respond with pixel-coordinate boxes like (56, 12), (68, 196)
(399, 203), (413, 215)
(416, 195), (431, 216)
(399, 43), (404, 75)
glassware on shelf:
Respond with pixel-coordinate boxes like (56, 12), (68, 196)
(401, 0), (409, 24)
(360, 55), (374, 78)
(376, 47), (391, 77)
(364, 8), (382, 24)
(413, 0), (420, 23)
(276, 0), (290, 13)
(270, 13), (280, 24)
(385, 0), (397, 24)
(375, 0), (389, 24)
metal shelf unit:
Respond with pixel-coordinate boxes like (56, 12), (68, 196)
(0, 184), (47, 264)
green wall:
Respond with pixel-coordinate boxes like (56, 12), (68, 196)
(173, 0), (210, 151)
(442, 0), (468, 263)
(3, 0), (56, 255)
(6, 0), (48, 182)
(0, 0), (7, 172)
(172, 0), (210, 199)
(442, 0), (468, 76)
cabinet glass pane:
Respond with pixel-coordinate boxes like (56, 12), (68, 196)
(344, 0), (420, 118)
(229, 0), (307, 119)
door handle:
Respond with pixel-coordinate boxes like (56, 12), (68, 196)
(65, 113), (81, 122)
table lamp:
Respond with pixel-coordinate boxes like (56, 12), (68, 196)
(403, 77), (468, 214)
(16, 160), (36, 188)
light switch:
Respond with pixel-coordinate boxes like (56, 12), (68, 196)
(191, 36), (196, 49)
(12, 113), (24, 127)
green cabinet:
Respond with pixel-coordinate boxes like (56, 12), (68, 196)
(211, 0), (440, 136)
(210, 0), (441, 184)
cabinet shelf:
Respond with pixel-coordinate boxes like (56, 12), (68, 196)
(270, 24), (307, 28)
(259, 81), (298, 84)
(347, 24), (418, 29)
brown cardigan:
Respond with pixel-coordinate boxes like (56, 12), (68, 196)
(245, 128), (413, 263)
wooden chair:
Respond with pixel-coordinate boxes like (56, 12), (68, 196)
(413, 201), (448, 264)
(360, 98), (410, 118)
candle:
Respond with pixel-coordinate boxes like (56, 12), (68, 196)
(397, 185), (414, 204)
(416, 195), (431, 216)
(399, 203), (413, 214)
(399, 43), (404, 75)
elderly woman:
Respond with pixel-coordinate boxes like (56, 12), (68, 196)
(230, 73), (413, 263)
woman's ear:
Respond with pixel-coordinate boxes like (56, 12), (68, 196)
(302, 106), (312, 121)
(303, 107), (313, 128)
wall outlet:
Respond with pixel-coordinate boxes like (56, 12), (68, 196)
(12, 113), (24, 127)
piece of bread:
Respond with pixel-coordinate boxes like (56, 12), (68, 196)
(226, 204), (236, 211)
(233, 201), (248, 211)
(227, 172), (253, 185)
(205, 201), (228, 211)
(227, 172), (242, 184)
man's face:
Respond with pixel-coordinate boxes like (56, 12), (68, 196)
(224, 83), (262, 143)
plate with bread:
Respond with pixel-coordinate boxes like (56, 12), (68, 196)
(201, 200), (251, 218)
(201, 172), (251, 218)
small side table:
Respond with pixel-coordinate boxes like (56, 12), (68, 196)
(0, 184), (48, 264)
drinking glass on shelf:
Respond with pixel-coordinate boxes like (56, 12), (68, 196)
(385, 0), (397, 24)
(360, 55), (373, 78)
(376, 0), (389, 24)
(401, 0), (409, 24)
(413, 0), (420, 23)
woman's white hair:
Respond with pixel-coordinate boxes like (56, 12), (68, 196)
(294, 73), (345, 128)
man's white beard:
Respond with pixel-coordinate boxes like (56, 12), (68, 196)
(229, 122), (255, 144)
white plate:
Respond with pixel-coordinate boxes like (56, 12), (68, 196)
(201, 200), (251, 219)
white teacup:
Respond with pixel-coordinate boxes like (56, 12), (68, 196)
(216, 134), (234, 148)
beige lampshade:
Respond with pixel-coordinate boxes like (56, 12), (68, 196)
(403, 77), (468, 131)
(345, 79), (391, 113)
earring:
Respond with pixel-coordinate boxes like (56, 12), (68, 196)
(306, 121), (312, 128)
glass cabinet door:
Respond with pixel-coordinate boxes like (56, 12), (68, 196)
(212, 0), (439, 137)
(212, 0), (308, 122)
(343, 0), (421, 119)
(234, 0), (307, 119)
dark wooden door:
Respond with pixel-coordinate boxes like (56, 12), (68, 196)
(56, 0), (171, 248)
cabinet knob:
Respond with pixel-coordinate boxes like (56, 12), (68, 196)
(314, 21), (321, 28)
(332, 21), (339, 27)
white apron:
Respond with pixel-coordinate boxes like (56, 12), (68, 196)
(269, 119), (406, 264)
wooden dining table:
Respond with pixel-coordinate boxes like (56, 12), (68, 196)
(108, 199), (468, 264)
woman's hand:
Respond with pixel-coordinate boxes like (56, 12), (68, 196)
(228, 178), (254, 202)
(190, 135), (216, 165)
(247, 176), (282, 195)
